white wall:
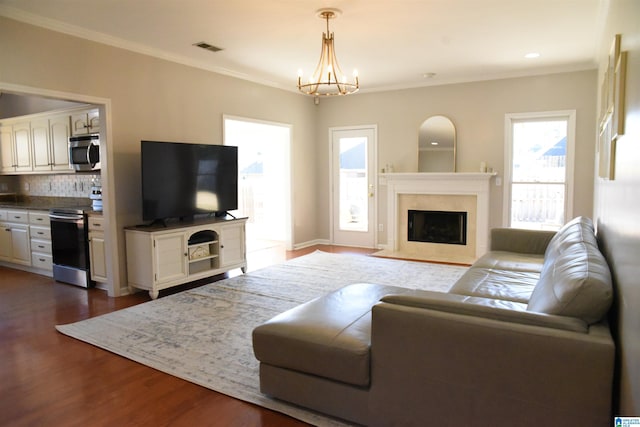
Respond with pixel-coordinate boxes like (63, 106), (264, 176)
(0, 16), (317, 296)
(315, 71), (597, 243)
(593, 0), (640, 415)
(0, 15), (599, 295)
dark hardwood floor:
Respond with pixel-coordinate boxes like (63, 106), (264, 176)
(0, 245), (375, 427)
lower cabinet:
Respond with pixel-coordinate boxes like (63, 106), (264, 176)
(0, 225), (30, 265)
(0, 209), (31, 266)
(125, 217), (247, 299)
(29, 210), (52, 272)
(88, 215), (107, 283)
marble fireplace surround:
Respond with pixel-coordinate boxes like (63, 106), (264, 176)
(379, 173), (494, 264)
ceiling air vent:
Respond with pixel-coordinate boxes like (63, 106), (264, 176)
(193, 42), (223, 53)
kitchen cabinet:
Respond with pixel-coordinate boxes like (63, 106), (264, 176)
(0, 209), (31, 266)
(29, 210), (52, 272)
(30, 116), (73, 172)
(0, 106), (95, 175)
(31, 119), (52, 171)
(0, 124), (14, 173)
(12, 122), (33, 172)
(71, 109), (100, 135)
(125, 217), (247, 299)
(88, 215), (107, 283)
(49, 114), (73, 171)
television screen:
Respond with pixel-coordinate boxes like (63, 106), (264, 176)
(141, 141), (238, 222)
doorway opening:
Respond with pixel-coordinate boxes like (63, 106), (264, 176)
(223, 116), (292, 268)
(0, 82), (120, 295)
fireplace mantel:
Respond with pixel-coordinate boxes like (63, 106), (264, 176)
(380, 172), (495, 183)
(380, 172), (495, 264)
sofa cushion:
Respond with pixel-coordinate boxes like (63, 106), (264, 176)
(527, 218), (613, 324)
(544, 216), (596, 260)
(252, 283), (409, 387)
(449, 267), (539, 303)
(472, 251), (545, 273)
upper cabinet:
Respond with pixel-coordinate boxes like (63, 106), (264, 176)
(0, 124), (15, 173)
(31, 118), (52, 171)
(12, 122), (33, 172)
(71, 109), (99, 135)
(0, 107), (96, 175)
(1, 121), (33, 173)
(48, 114), (74, 171)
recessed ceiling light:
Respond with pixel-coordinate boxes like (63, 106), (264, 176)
(524, 52), (540, 59)
(431, 141), (439, 146)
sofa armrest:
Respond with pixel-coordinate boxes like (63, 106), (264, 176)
(368, 299), (614, 427)
(490, 227), (556, 254)
(381, 290), (588, 332)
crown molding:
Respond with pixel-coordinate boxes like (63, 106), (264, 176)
(0, 5), (291, 93)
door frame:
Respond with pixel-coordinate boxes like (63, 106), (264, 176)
(328, 124), (378, 248)
(222, 114), (294, 250)
(0, 81), (121, 295)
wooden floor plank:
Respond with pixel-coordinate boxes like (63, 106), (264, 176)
(0, 245), (374, 426)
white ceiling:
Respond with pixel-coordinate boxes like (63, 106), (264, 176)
(0, 0), (606, 94)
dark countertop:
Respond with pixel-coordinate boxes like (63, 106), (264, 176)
(0, 194), (99, 213)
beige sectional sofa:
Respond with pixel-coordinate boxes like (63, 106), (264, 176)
(252, 217), (615, 426)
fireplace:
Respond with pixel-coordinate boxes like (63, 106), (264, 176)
(408, 210), (467, 245)
(381, 172), (494, 264)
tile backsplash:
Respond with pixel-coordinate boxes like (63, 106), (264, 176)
(17, 173), (101, 198)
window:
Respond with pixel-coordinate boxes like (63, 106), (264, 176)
(504, 111), (575, 230)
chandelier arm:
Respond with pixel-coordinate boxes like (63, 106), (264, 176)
(297, 8), (359, 96)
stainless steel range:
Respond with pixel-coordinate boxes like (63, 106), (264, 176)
(49, 207), (92, 288)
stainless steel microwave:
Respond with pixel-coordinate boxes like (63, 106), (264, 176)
(69, 134), (100, 171)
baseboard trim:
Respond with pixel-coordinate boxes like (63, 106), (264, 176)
(0, 261), (53, 278)
(292, 239), (331, 250)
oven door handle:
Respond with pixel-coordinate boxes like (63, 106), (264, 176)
(49, 214), (84, 222)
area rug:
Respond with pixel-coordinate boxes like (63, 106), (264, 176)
(56, 250), (467, 426)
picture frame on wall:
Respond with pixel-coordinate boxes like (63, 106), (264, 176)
(599, 71), (609, 124)
(597, 34), (624, 181)
(606, 34), (621, 114)
(612, 51), (627, 138)
(599, 113), (615, 180)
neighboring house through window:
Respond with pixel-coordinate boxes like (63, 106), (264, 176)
(504, 110), (576, 230)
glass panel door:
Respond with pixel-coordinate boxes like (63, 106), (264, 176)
(331, 127), (376, 247)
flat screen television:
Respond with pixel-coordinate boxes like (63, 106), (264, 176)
(141, 140), (238, 222)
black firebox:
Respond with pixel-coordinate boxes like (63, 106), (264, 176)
(407, 210), (467, 245)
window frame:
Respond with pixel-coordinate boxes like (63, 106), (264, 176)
(503, 110), (576, 228)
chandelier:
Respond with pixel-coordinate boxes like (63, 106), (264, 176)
(297, 9), (359, 96)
